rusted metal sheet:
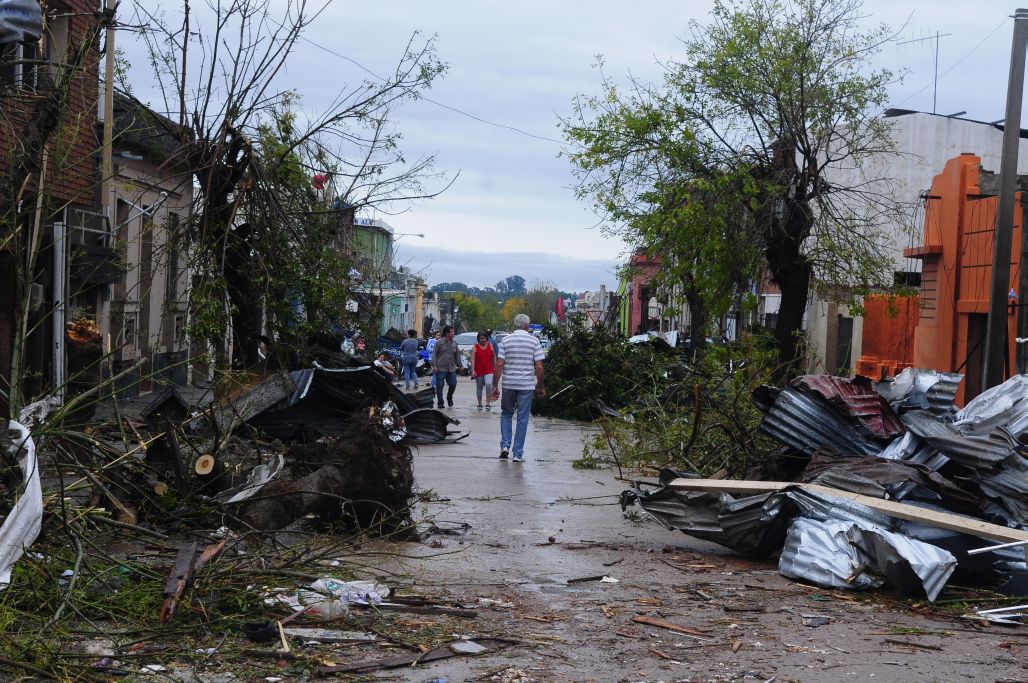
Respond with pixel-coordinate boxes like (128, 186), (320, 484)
(793, 375), (905, 440)
(758, 387), (885, 456)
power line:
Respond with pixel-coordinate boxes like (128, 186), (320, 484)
(295, 33), (566, 145)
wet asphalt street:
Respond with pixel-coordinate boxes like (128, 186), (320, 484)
(369, 392), (1027, 683)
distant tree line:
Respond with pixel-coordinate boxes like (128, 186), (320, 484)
(430, 275), (575, 331)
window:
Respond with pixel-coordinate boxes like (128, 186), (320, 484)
(46, 14), (69, 66)
(67, 207), (109, 248)
(121, 313), (137, 350)
(173, 313), (187, 348)
(0, 39), (39, 89)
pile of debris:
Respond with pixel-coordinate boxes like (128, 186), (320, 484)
(0, 356), (479, 678)
(7, 361), (465, 555)
(624, 369), (1028, 607)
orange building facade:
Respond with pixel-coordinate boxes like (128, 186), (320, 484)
(859, 154), (1022, 404)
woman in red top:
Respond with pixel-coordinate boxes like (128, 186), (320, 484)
(470, 331), (496, 409)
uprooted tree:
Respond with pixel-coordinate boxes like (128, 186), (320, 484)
(135, 0), (448, 370)
(563, 0), (904, 378)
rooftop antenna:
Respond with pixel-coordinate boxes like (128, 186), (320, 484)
(897, 30), (953, 113)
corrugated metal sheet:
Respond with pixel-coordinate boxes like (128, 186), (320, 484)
(879, 432), (950, 472)
(800, 451), (981, 516)
(902, 410), (1014, 469)
(759, 388), (885, 456)
(402, 408), (469, 444)
(0, 0), (43, 43)
(251, 366), (461, 443)
(780, 518), (884, 590)
(876, 368), (962, 416)
(793, 375), (905, 439)
(629, 478), (956, 599)
(780, 518), (956, 601)
(976, 455), (1028, 528)
(955, 374), (1028, 438)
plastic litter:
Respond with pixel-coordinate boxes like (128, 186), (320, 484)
(279, 578), (391, 618)
(0, 421), (42, 590)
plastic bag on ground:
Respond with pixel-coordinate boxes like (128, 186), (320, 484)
(300, 578), (391, 618)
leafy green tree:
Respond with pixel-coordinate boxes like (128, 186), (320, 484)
(526, 282), (559, 326)
(452, 292), (486, 333)
(430, 282), (471, 295)
(564, 0), (899, 378)
(495, 275), (527, 296)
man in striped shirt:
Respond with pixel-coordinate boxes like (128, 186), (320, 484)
(491, 313), (546, 462)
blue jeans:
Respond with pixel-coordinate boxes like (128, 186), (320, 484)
(402, 358), (418, 387)
(435, 370), (457, 406)
(500, 388), (534, 458)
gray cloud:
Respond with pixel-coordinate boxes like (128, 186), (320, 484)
(123, 0), (1018, 280)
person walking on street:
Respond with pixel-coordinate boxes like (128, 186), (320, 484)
(491, 313), (545, 462)
(426, 330), (442, 390)
(399, 329), (420, 390)
(432, 326), (460, 408)
(470, 331), (496, 410)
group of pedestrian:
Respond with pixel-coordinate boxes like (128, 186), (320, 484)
(380, 316), (544, 461)
(425, 314), (545, 463)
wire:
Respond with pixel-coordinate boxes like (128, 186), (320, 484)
(295, 34), (566, 145)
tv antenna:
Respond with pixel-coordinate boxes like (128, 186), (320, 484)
(897, 31), (953, 114)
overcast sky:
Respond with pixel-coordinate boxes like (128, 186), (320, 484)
(125, 1), (1024, 291)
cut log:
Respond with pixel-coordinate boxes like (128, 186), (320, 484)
(666, 478), (1028, 544)
(194, 454), (216, 476)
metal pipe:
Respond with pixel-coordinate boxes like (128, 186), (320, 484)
(966, 538), (1028, 555)
(52, 218), (66, 402)
(985, 9), (1028, 388)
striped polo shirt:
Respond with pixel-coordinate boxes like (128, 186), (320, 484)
(497, 330), (544, 390)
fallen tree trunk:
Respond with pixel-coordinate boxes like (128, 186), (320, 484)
(238, 465), (351, 530)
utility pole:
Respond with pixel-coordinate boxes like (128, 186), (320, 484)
(100, 0), (116, 349)
(985, 9), (1028, 389)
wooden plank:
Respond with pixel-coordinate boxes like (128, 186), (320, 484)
(160, 541), (199, 623)
(666, 478), (1028, 544)
(631, 615), (710, 638)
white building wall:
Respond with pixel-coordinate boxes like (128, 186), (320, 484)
(807, 112), (1028, 374)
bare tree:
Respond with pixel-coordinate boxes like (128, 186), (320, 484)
(134, 0), (448, 368)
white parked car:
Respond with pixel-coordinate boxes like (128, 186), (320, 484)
(453, 332), (479, 373)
